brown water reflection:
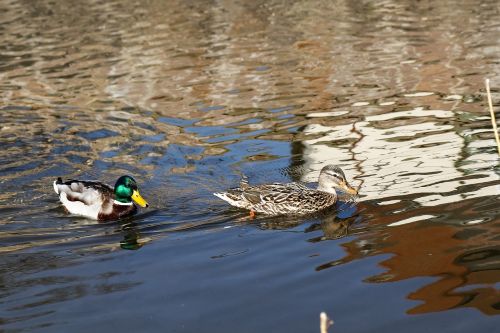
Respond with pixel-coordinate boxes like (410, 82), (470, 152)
(1, 0), (500, 332)
(316, 195), (500, 315)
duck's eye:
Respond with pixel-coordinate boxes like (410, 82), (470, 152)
(327, 173), (343, 181)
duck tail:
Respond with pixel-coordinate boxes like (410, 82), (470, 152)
(53, 177), (63, 194)
(213, 191), (245, 208)
(213, 192), (236, 204)
(213, 192), (228, 201)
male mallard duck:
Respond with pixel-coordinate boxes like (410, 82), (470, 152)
(53, 175), (149, 221)
(214, 165), (357, 216)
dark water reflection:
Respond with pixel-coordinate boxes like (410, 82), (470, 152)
(1, 0), (500, 331)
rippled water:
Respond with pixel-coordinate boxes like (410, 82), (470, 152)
(1, 0), (500, 332)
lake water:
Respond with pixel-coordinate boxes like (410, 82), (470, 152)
(1, 0), (499, 332)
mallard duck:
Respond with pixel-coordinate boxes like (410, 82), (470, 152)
(214, 165), (357, 216)
(53, 175), (149, 221)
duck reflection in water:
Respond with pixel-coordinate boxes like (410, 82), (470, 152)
(120, 222), (144, 250)
(258, 200), (359, 240)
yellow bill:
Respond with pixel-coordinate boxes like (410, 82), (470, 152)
(341, 182), (358, 196)
(132, 190), (149, 207)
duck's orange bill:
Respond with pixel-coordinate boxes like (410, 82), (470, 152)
(341, 182), (358, 196)
(132, 190), (149, 208)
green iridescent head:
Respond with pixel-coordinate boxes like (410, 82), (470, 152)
(114, 175), (149, 207)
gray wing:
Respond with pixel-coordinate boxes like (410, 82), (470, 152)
(57, 179), (112, 205)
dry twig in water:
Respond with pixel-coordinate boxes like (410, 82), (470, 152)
(485, 79), (500, 156)
(320, 312), (333, 333)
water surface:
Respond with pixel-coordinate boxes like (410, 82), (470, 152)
(1, 0), (499, 332)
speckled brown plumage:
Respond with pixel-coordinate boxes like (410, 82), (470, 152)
(223, 183), (337, 215)
(214, 165), (357, 216)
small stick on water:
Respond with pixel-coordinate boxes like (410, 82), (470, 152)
(320, 312), (333, 333)
(485, 79), (500, 156)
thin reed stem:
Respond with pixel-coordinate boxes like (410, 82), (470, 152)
(485, 79), (500, 156)
(320, 312), (333, 333)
